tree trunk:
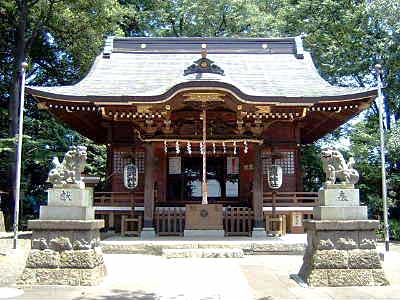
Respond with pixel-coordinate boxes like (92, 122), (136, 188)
(7, 0), (28, 227)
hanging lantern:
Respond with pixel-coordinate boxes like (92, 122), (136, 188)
(187, 141), (192, 155)
(233, 141), (237, 155)
(267, 165), (283, 190)
(244, 141), (248, 154)
(223, 142), (226, 153)
(175, 141), (180, 154)
(123, 163), (138, 190)
(212, 142), (216, 154)
(164, 141), (168, 153)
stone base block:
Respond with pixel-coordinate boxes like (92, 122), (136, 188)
(20, 247), (106, 286)
(184, 229), (225, 237)
(40, 206), (94, 220)
(251, 227), (267, 238)
(298, 220), (388, 287)
(0, 211), (5, 232)
(140, 227), (156, 239)
(18, 264), (106, 286)
(29, 219), (104, 230)
(302, 268), (388, 287)
(162, 248), (244, 258)
(29, 220), (104, 250)
(47, 188), (92, 207)
(313, 206), (367, 220)
(319, 188), (359, 206)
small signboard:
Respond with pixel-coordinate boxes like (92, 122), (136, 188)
(292, 213), (303, 227)
(124, 163), (138, 189)
(227, 157), (239, 175)
(169, 157), (181, 174)
(267, 165), (283, 190)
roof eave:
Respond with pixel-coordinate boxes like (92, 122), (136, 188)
(26, 84), (377, 106)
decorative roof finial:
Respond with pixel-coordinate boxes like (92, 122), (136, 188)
(183, 42), (224, 76)
(375, 64), (383, 74)
(103, 36), (114, 59)
(201, 43), (207, 58)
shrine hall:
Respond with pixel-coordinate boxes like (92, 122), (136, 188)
(26, 37), (377, 237)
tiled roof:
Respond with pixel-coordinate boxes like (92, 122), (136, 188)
(27, 37), (375, 103)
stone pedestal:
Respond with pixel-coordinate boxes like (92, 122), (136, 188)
(184, 204), (224, 237)
(314, 206), (367, 220)
(251, 227), (267, 238)
(140, 227), (156, 239)
(40, 187), (94, 220)
(298, 185), (388, 287)
(0, 211), (5, 232)
(19, 186), (106, 286)
(299, 220), (388, 286)
(19, 220), (106, 286)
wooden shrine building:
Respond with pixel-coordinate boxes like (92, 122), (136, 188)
(27, 37), (376, 237)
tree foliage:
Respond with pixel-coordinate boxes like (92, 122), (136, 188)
(118, 0), (285, 37)
(0, 0), (122, 227)
(1, 0), (399, 231)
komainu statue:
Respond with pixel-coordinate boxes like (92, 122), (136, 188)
(47, 145), (87, 188)
(321, 147), (359, 185)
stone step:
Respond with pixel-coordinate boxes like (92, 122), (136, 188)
(162, 248), (244, 258)
(100, 239), (306, 255)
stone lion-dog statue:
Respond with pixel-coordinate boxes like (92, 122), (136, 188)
(321, 147), (359, 185)
(47, 145), (87, 188)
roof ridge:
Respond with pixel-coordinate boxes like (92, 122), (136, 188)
(105, 35), (304, 56)
(112, 36), (297, 41)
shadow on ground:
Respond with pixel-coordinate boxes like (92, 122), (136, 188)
(73, 289), (158, 300)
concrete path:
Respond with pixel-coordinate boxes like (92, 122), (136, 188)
(1, 240), (400, 299)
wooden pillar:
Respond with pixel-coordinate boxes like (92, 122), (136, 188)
(295, 124), (303, 192)
(252, 144), (265, 232)
(143, 142), (155, 229)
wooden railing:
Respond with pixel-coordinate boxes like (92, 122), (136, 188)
(94, 192), (144, 206)
(263, 192), (318, 206)
(155, 207), (185, 236)
(223, 207), (254, 236)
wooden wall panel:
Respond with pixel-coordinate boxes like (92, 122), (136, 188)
(263, 122), (296, 142)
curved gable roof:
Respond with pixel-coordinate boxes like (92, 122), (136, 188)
(27, 37), (376, 104)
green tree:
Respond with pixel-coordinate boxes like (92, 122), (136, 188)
(118, 0), (285, 37)
(279, 0), (400, 225)
(1, 0), (123, 227)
